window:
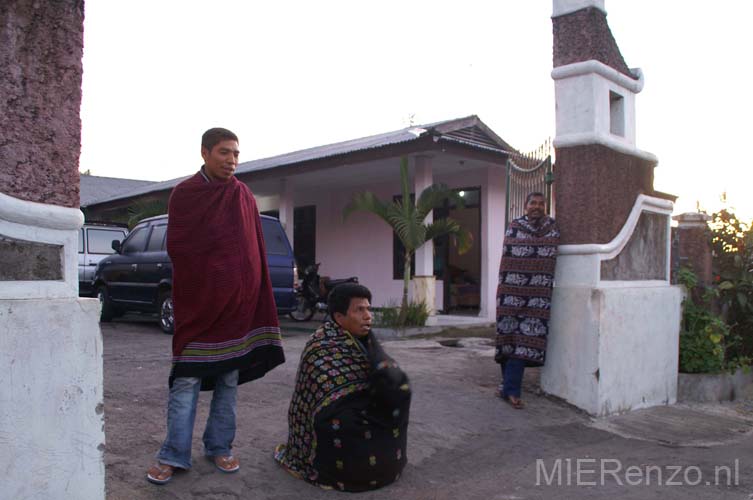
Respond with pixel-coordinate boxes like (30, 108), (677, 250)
(121, 227), (148, 254)
(261, 218), (290, 255)
(88, 228), (127, 254)
(609, 91), (625, 137)
(146, 225), (167, 252)
(78, 229), (84, 253)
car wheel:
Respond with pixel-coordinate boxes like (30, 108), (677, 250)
(158, 291), (174, 335)
(97, 286), (115, 322)
(289, 294), (315, 322)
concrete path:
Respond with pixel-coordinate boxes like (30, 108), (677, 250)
(102, 317), (753, 499)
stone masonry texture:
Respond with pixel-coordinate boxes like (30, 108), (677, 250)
(0, 1), (85, 208)
(552, 7), (636, 79)
(676, 225), (713, 285)
(554, 144), (656, 245)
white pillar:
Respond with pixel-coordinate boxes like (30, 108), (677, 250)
(412, 155), (436, 313)
(413, 155), (434, 277)
(479, 164), (506, 321)
(278, 178), (294, 249)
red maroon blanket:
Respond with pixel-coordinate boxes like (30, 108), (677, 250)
(166, 172), (284, 389)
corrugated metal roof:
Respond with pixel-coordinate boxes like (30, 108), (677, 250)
(79, 175), (155, 206)
(82, 115), (512, 207)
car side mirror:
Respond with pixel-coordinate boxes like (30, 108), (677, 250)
(111, 240), (121, 253)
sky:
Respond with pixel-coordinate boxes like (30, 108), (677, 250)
(79, 1), (753, 222)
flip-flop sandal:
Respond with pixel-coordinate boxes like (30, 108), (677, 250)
(146, 463), (176, 485)
(501, 394), (525, 409)
(211, 455), (240, 473)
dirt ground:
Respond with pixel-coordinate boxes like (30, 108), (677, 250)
(103, 317), (753, 500)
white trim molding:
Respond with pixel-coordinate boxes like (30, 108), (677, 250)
(552, 60), (644, 93)
(552, 0), (606, 18)
(0, 192), (84, 299)
(0, 191), (84, 230)
(560, 194), (672, 259)
(553, 132), (658, 164)
(556, 194), (674, 286)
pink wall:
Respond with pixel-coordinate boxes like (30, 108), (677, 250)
(293, 165), (505, 314)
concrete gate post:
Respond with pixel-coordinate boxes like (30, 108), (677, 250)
(0, 2), (105, 499)
(542, 0), (683, 416)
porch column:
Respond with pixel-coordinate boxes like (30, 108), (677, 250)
(479, 165), (506, 322)
(413, 155), (435, 313)
(278, 178), (294, 248)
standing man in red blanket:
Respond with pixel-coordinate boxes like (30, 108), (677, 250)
(147, 128), (285, 485)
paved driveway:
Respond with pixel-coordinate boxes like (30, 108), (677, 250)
(102, 318), (753, 499)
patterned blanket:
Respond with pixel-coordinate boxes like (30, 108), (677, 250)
(276, 321), (410, 491)
(495, 215), (560, 366)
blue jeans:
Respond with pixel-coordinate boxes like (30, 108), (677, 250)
(157, 370), (239, 469)
(500, 358), (525, 398)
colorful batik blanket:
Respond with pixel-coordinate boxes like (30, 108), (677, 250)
(495, 215), (560, 366)
(275, 321), (410, 491)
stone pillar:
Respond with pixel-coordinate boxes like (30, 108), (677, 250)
(672, 212), (712, 286)
(413, 155), (436, 313)
(541, 0), (682, 416)
(0, 2), (105, 499)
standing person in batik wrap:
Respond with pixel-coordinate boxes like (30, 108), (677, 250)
(274, 283), (411, 492)
(147, 128), (285, 485)
(495, 192), (559, 409)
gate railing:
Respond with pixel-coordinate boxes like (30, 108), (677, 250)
(505, 139), (554, 227)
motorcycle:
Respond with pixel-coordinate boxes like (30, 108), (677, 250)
(289, 263), (358, 321)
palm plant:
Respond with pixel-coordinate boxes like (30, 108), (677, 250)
(343, 157), (472, 324)
(126, 199), (168, 229)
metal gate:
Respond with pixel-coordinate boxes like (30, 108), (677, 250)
(505, 141), (554, 227)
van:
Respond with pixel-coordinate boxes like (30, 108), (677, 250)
(93, 214), (296, 333)
(78, 223), (129, 296)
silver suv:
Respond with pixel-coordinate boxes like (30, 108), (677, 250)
(78, 223), (128, 296)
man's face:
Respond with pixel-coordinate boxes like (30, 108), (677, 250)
(334, 297), (373, 337)
(201, 139), (239, 182)
(525, 195), (546, 220)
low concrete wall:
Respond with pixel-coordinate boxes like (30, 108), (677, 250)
(678, 369), (753, 403)
(0, 297), (104, 500)
(543, 284), (683, 416)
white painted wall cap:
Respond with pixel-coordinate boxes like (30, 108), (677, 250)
(552, 60), (644, 94)
(552, 0), (606, 18)
(0, 191), (84, 230)
(553, 133), (658, 164)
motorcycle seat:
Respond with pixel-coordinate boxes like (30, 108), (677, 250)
(323, 277), (359, 288)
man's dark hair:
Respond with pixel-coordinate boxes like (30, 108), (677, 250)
(526, 192), (545, 204)
(328, 283), (372, 317)
(201, 128), (238, 152)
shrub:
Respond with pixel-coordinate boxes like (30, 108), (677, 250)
(374, 300), (429, 328)
(678, 268), (726, 373)
(709, 209), (753, 363)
